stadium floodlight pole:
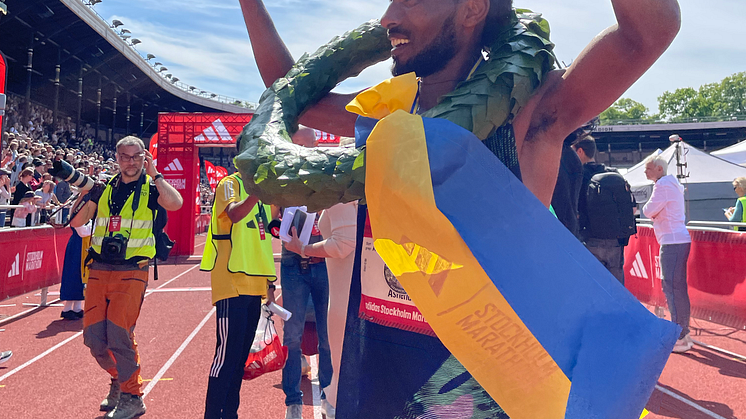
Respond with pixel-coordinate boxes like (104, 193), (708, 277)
(139, 104), (145, 137)
(96, 74), (102, 143)
(77, 64), (83, 138)
(126, 92), (131, 134)
(25, 32), (34, 121)
(112, 87), (118, 145)
(53, 48), (61, 127)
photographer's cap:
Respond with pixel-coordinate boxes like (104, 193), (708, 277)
(32, 158), (44, 167)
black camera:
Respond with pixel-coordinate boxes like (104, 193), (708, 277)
(101, 234), (129, 262)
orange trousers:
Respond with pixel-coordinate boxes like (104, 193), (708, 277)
(83, 268), (148, 396)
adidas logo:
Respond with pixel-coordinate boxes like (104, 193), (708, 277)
(7, 253), (20, 278)
(163, 158), (184, 172)
(629, 252), (648, 279)
(194, 119), (233, 144)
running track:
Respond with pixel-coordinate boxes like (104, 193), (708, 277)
(0, 233), (744, 419)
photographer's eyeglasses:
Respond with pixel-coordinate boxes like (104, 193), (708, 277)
(118, 152), (145, 163)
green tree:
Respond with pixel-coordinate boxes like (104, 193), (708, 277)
(599, 98), (650, 124)
(718, 72), (746, 116)
(657, 72), (746, 120)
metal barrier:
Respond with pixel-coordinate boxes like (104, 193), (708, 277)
(625, 224), (746, 330)
(639, 218), (746, 231)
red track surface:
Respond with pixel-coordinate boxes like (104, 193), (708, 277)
(0, 233), (744, 419)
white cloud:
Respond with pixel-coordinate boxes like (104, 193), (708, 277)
(95, 0), (746, 113)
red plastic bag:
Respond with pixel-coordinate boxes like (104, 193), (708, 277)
(243, 317), (288, 380)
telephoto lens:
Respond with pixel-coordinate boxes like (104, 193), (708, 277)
(49, 160), (96, 191)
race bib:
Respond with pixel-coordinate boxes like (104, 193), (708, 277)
(359, 213), (434, 336)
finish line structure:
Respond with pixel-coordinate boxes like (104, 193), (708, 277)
(157, 113), (341, 256)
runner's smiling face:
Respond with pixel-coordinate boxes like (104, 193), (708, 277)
(382, 0), (460, 78)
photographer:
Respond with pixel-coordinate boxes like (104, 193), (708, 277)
(71, 136), (183, 419)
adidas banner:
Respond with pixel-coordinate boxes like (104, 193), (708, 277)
(0, 227), (71, 301)
(626, 225), (746, 330)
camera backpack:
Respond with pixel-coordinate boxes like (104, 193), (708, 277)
(585, 168), (637, 240)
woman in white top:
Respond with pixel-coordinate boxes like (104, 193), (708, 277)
(642, 155), (692, 353)
(282, 130), (358, 419)
(35, 180), (61, 224)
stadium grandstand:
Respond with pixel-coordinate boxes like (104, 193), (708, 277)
(0, 0), (253, 146)
(592, 119), (746, 167)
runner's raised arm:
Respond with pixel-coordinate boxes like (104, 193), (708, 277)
(238, 0), (358, 136)
(513, 0), (681, 205)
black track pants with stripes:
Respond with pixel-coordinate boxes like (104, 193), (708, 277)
(205, 295), (262, 419)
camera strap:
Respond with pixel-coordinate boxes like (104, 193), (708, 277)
(105, 172), (145, 239)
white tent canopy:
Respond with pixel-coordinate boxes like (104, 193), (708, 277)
(623, 141), (746, 221)
(712, 140), (746, 166)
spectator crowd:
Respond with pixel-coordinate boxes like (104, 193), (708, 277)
(1, 94), (120, 227)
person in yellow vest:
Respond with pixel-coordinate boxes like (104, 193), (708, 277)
(200, 170), (278, 419)
(71, 136), (183, 419)
(725, 177), (746, 231)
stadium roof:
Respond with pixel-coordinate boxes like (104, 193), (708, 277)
(0, 0), (252, 138)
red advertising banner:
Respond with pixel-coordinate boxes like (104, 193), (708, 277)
(149, 134), (158, 162)
(204, 160), (218, 191)
(314, 129), (341, 145)
(0, 226), (72, 301)
(215, 166), (228, 181)
(196, 213), (211, 235)
(625, 226), (746, 329)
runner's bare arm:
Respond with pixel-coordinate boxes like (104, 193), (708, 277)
(238, 0), (358, 136)
(514, 0), (681, 206)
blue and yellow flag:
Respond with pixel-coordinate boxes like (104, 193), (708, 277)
(359, 108), (678, 418)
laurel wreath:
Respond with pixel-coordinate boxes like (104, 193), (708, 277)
(234, 9), (556, 212)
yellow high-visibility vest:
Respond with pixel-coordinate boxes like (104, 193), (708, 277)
(91, 175), (156, 261)
(200, 174), (276, 277)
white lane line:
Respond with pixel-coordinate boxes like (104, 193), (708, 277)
(0, 298), (62, 326)
(146, 264), (200, 296)
(146, 287), (212, 293)
(0, 331), (83, 383)
(692, 339), (746, 362)
(655, 385), (727, 419)
(142, 307), (216, 397)
(310, 355), (323, 419)
(194, 241), (206, 248)
(0, 263), (199, 382)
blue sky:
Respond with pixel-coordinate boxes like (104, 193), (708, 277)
(94, 0), (746, 114)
